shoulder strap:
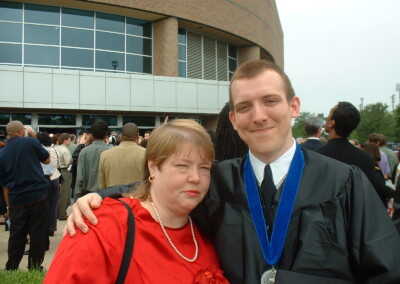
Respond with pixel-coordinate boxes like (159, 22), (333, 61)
(115, 199), (135, 284)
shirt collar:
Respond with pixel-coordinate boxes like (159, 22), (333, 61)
(249, 138), (296, 187)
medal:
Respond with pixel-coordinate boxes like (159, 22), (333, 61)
(261, 267), (276, 284)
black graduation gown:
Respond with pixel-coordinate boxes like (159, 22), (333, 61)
(192, 149), (400, 284)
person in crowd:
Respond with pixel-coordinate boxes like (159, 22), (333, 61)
(144, 130), (151, 139)
(213, 102), (248, 162)
(36, 132), (61, 239)
(45, 119), (229, 283)
(300, 117), (324, 151)
(378, 134), (398, 181)
(394, 148), (400, 233)
(75, 120), (112, 198)
(140, 138), (148, 148)
(67, 134), (77, 155)
(98, 123), (146, 189)
(51, 133), (60, 147)
(0, 129), (7, 143)
(57, 133), (72, 220)
(0, 121), (50, 270)
(67, 60), (400, 283)
(0, 136), (6, 225)
(361, 142), (396, 206)
(368, 133), (391, 179)
(108, 131), (117, 146)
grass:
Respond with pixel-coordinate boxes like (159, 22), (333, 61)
(0, 269), (46, 284)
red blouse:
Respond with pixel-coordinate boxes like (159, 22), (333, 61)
(44, 198), (229, 284)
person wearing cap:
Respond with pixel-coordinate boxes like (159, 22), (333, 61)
(98, 122), (146, 189)
(300, 117), (325, 151)
(0, 120), (50, 270)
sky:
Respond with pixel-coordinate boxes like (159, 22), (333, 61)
(275, 0), (400, 117)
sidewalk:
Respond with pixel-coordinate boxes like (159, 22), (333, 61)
(0, 215), (69, 271)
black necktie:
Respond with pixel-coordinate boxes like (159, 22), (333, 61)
(260, 164), (277, 230)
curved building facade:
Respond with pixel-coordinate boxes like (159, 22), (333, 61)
(0, 0), (283, 134)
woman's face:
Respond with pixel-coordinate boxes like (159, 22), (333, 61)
(149, 142), (212, 217)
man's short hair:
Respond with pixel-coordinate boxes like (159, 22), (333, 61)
(229, 60), (295, 110)
(378, 134), (387, 146)
(90, 120), (109, 140)
(37, 132), (52, 147)
(59, 133), (71, 144)
(304, 117), (322, 136)
(331, 102), (360, 138)
(368, 133), (380, 144)
(122, 123), (139, 141)
(6, 120), (24, 137)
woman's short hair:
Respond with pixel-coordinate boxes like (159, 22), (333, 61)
(131, 119), (215, 200)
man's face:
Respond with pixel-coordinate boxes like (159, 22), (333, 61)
(324, 105), (337, 134)
(229, 70), (300, 163)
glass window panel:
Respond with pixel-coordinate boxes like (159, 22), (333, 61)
(24, 24), (59, 45)
(178, 61), (186, 78)
(96, 31), (124, 52)
(82, 115), (117, 126)
(12, 113), (32, 125)
(62, 48), (93, 68)
(229, 58), (237, 72)
(25, 4), (59, 25)
(0, 22), (22, 42)
(96, 12), (124, 33)
(62, 27), (93, 48)
(96, 51), (124, 71)
(0, 43), (22, 64)
(228, 44), (237, 59)
(229, 72), (234, 81)
(123, 116), (155, 127)
(126, 36), (151, 55)
(38, 114), (76, 125)
(25, 45), (59, 66)
(126, 54), (151, 74)
(0, 113), (10, 125)
(0, 1), (22, 22)
(178, 28), (186, 44)
(126, 18), (151, 37)
(178, 44), (186, 61)
(62, 8), (94, 29)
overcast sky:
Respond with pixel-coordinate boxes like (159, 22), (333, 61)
(275, 0), (400, 117)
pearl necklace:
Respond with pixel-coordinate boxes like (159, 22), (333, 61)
(150, 201), (198, 262)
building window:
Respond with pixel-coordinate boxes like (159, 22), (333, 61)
(0, 2), (152, 74)
(38, 114), (76, 125)
(178, 28), (187, 78)
(12, 113), (32, 125)
(82, 115), (117, 126)
(184, 29), (236, 81)
(123, 116), (155, 127)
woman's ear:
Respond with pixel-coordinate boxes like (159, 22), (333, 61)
(148, 160), (156, 177)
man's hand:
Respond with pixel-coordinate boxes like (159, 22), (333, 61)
(63, 193), (103, 237)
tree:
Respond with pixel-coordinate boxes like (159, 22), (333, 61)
(352, 103), (396, 142)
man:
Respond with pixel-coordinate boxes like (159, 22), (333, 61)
(379, 134), (398, 180)
(369, 133), (391, 179)
(0, 121), (50, 270)
(75, 120), (112, 197)
(317, 102), (396, 207)
(67, 134), (77, 155)
(300, 117), (324, 151)
(67, 60), (400, 283)
(98, 123), (145, 189)
(56, 133), (72, 220)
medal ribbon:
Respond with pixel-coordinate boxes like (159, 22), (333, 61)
(244, 143), (304, 265)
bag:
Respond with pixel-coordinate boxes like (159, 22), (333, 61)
(115, 199), (135, 284)
(58, 168), (64, 184)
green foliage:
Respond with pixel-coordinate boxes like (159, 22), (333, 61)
(0, 269), (45, 284)
(352, 103), (397, 142)
(292, 112), (325, 139)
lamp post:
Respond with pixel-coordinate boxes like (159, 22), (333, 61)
(396, 83), (400, 106)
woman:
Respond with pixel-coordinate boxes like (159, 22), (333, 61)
(361, 142), (396, 206)
(44, 119), (228, 283)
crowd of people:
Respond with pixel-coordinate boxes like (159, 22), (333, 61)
(0, 59), (400, 283)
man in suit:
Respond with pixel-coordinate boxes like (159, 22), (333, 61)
(300, 117), (324, 151)
(66, 61), (400, 283)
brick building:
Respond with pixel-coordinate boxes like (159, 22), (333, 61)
(0, 0), (283, 134)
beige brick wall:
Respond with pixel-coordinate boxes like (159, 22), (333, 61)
(153, 17), (178, 77)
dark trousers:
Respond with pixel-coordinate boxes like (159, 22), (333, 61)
(47, 179), (60, 233)
(6, 198), (49, 270)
